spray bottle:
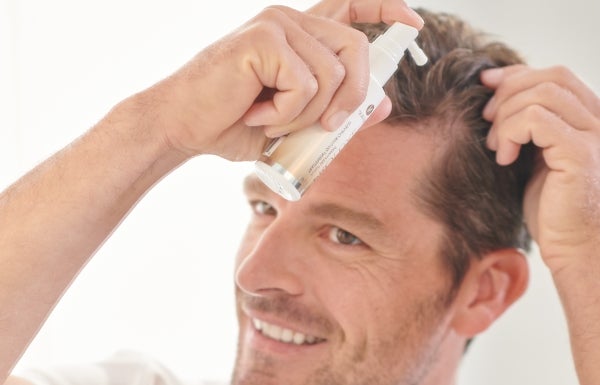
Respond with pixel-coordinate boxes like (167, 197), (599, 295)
(255, 22), (428, 201)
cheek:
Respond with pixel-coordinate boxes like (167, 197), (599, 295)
(314, 262), (406, 336)
(316, 259), (451, 340)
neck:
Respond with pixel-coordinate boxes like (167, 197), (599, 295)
(417, 330), (464, 385)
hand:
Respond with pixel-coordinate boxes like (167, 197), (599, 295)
(139, 2), (420, 162)
(481, 65), (600, 274)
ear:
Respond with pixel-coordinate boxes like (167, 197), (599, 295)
(450, 248), (529, 338)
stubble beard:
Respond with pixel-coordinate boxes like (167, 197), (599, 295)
(230, 292), (451, 385)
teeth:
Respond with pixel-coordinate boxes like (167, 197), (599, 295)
(251, 318), (322, 345)
(265, 324), (282, 340)
(292, 332), (305, 345)
(281, 328), (294, 343)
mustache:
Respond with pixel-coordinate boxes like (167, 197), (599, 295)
(238, 290), (335, 335)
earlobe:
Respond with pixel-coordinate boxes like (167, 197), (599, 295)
(450, 248), (529, 338)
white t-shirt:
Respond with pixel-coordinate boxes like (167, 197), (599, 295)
(18, 351), (227, 385)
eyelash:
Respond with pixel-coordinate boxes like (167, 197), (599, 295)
(327, 227), (364, 247)
(249, 200), (365, 248)
(249, 200), (277, 216)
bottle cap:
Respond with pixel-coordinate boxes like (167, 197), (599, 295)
(373, 22), (419, 63)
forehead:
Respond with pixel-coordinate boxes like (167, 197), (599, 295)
(309, 122), (438, 210)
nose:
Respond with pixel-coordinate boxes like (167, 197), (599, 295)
(235, 218), (306, 298)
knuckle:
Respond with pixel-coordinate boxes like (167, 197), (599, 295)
(303, 75), (319, 98)
(536, 81), (576, 104)
(260, 5), (287, 21)
(246, 18), (281, 41)
(549, 65), (574, 81)
(346, 29), (370, 63)
(523, 104), (549, 122)
(535, 82), (562, 99)
(327, 59), (346, 87)
(349, 27), (370, 46)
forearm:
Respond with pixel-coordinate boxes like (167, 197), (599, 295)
(0, 94), (187, 381)
(552, 255), (600, 385)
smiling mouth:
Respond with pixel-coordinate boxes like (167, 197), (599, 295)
(252, 318), (326, 345)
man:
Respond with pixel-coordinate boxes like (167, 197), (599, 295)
(1, 1), (599, 385)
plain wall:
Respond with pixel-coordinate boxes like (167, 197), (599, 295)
(2, 0), (597, 384)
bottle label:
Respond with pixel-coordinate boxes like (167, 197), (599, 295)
(303, 77), (386, 185)
(257, 76), (386, 199)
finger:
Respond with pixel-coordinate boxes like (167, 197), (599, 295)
(481, 65), (530, 123)
(349, 0), (424, 26)
(257, 6), (372, 136)
(363, 96), (392, 128)
(318, 29), (370, 131)
(241, 30), (319, 128)
(285, 6), (392, 131)
(307, 0), (424, 28)
(480, 64), (529, 89)
(242, 7), (344, 131)
(483, 65), (600, 122)
(490, 81), (599, 134)
(492, 104), (588, 168)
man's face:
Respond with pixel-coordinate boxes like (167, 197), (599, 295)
(232, 123), (457, 385)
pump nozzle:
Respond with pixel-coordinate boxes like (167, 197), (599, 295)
(408, 41), (428, 66)
(369, 22), (428, 85)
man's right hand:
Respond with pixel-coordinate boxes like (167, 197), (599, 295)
(137, 2), (420, 162)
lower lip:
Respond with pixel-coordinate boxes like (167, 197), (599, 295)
(243, 320), (327, 356)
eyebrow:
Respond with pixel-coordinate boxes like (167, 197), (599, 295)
(243, 174), (271, 196)
(308, 203), (385, 234)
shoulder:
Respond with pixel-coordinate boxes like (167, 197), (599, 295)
(16, 350), (197, 385)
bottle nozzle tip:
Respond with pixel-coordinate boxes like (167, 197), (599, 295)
(408, 41), (428, 66)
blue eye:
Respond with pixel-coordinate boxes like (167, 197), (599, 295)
(328, 227), (363, 246)
(251, 200), (277, 216)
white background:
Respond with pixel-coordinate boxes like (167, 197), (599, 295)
(1, 0), (598, 384)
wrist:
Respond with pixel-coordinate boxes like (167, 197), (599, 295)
(108, 90), (191, 166)
(548, 252), (600, 385)
(84, 92), (191, 195)
(549, 251), (600, 303)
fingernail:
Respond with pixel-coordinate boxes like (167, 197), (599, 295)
(265, 132), (289, 139)
(408, 7), (425, 28)
(326, 110), (350, 131)
(483, 96), (496, 119)
(496, 149), (511, 166)
(389, 6), (424, 28)
(486, 131), (498, 151)
(481, 68), (504, 85)
(264, 126), (290, 138)
(243, 113), (262, 127)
